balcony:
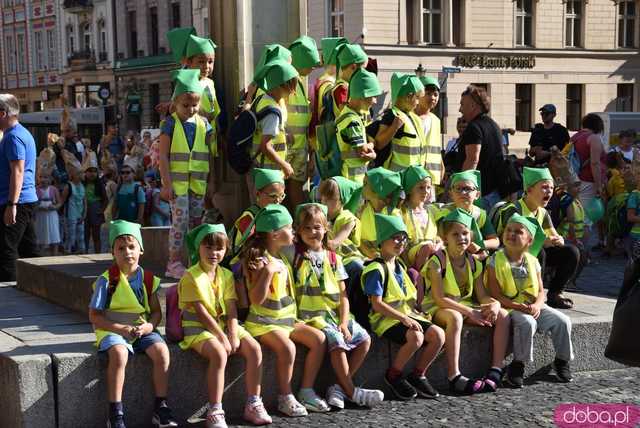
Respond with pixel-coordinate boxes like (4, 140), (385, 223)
(63, 0), (93, 13)
(68, 49), (96, 71)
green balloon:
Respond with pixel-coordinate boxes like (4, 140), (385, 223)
(585, 197), (605, 222)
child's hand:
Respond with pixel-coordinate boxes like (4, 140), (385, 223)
(401, 316), (423, 332)
(480, 302), (499, 323)
(467, 310), (491, 327)
(133, 322), (154, 337)
(217, 333), (232, 355)
(264, 259), (284, 276)
(282, 162), (294, 179)
(122, 325), (137, 341)
(467, 242), (481, 254)
(228, 333), (240, 354)
(550, 235), (564, 246)
(160, 185), (175, 202)
(528, 303), (542, 319)
(338, 321), (352, 341)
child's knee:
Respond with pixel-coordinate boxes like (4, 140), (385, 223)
(405, 329), (424, 348)
(147, 343), (170, 365)
(244, 337), (263, 362)
(277, 338), (296, 363)
(426, 325), (445, 347)
(108, 345), (129, 367)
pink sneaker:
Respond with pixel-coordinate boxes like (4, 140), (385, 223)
(165, 261), (186, 279)
(243, 398), (272, 425)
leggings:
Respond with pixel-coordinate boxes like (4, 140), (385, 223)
(168, 192), (204, 260)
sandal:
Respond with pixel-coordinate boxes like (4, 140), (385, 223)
(482, 367), (503, 392)
(449, 374), (484, 395)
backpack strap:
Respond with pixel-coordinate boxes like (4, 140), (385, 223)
(327, 250), (337, 271)
(143, 269), (155, 300)
(106, 264), (121, 309)
(253, 94), (283, 123)
(434, 250), (447, 278)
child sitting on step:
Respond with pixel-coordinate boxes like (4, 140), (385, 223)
(487, 214), (574, 387)
(178, 224), (271, 428)
(88, 220), (177, 428)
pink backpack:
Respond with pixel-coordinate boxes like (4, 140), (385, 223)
(164, 284), (183, 342)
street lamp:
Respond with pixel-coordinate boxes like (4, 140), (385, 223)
(415, 63), (426, 77)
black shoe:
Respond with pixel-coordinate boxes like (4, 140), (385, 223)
(384, 375), (417, 400)
(407, 373), (439, 398)
(152, 405), (178, 428)
(505, 361), (525, 388)
(106, 413), (126, 428)
(547, 292), (574, 309)
(553, 358), (573, 383)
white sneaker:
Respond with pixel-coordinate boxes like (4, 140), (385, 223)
(326, 384), (346, 409)
(351, 387), (385, 407)
(277, 394), (308, 417)
(205, 409), (227, 428)
(297, 389), (330, 413)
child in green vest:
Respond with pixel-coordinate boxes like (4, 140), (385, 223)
(437, 170), (500, 260)
(88, 220), (176, 428)
(487, 214), (574, 387)
(335, 68), (379, 185)
(179, 224), (271, 427)
(558, 180), (587, 286)
(417, 76), (443, 187)
(319, 176), (365, 293)
(374, 73), (425, 172)
(251, 60), (299, 182)
(158, 69), (214, 279)
(359, 167), (405, 259)
(421, 209), (509, 394)
(285, 36), (320, 209)
(362, 213), (445, 400)
(400, 165), (442, 274)
(240, 204), (329, 416)
(331, 43), (368, 117)
(293, 204), (384, 409)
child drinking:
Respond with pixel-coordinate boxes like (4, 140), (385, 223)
(293, 203), (384, 409)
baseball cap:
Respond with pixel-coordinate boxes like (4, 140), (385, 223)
(539, 104), (556, 114)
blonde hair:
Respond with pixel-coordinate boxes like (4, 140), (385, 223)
(318, 178), (340, 202)
(295, 204), (330, 249)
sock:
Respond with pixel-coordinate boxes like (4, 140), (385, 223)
(413, 367), (426, 377)
(298, 387), (315, 400)
(386, 367), (402, 382)
(247, 395), (260, 405)
(155, 397), (167, 409)
(109, 401), (123, 416)
(208, 402), (222, 411)
(448, 372), (461, 382)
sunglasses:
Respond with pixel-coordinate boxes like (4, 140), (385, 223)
(454, 186), (477, 195)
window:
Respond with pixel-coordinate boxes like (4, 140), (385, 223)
(171, 2), (181, 28)
(617, 84), (634, 112)
(128, 11), (137, 57)
(99, 20), (107, 58)
(34, 31), (44, 70)
(515, 0), (533, 47)
(329, 0), (344, 37)
(150, 7), (159, 55)
(618, 0), (636, 48)
(423, 0), (442, 45)
(565, 1), (582, 48)
(47, 29), (56, 69)
(66, 25), (74, 54)
(566, 84), (583, 131)
(515, 84), (532, 131)
(149, 83), (160, 125)
(5, 35), (15, 73)
(203, 17), (208, 37)
(83, 23), (91, 52)
(16, 33), (26, 73)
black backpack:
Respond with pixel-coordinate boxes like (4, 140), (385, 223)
(349, 258), (396, 332)
(226, 94), (281, 175)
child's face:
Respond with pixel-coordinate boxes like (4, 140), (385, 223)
(409, 178), (432, 206)
(351, 96), (375, 112)
(444, 222), (471, 253)
(450, 179), (478, 208)
(188, 53), (215, 79)
(271, 224), (294, 247)
(174, 93), (201, 121)
(380, 232), (408, 258)
(568, 182), (581, 198)
(198, 242), (226, 271)
(527, 180), (554, 208)
(620, 136), (633, 150)
(84, 168), (98, 182)
(420, 87), (440, 111)
(256, 182), (285, 208)
(320, 193), (342, 219)
(503, 222), (532, 252)
(397, 92), (420, 111)
(120, 167), (134, 183)
(298, 217), (326, 251)
(112, 236), (141, 271)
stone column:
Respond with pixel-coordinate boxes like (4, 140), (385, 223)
(444, 0), (454, 47)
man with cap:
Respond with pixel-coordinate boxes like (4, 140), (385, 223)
(416, 76), (443, 190)
(528, 104), (570, 166)
(286, 36), (321, 210)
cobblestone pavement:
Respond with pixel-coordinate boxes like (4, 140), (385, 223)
(228, 368), (640, 427)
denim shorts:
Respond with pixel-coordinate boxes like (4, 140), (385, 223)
(98, 331), (165, 354)
(323, 319), (370, 352)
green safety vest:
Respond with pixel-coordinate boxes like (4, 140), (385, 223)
(423, 112), (442, 185)
(286, 78), (311, 152)
(252, 95), (288, 171)
(336, 106), (369, 184)
(330, 209), (363, 266)
(558, 199), (586, 240)
(401, 204), (438, 267)
(200, 77), (221, 157)
(169, 112), (209, 196)
(385, 109), (426, 172)
(493, 250), (539, 309)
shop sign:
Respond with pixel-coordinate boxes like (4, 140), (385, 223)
(454, 54), (535, 69)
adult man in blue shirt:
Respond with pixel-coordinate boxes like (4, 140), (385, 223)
(0, 94), (39, 281)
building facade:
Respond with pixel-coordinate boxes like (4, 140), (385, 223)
(0, 0), (64, 112)
(308, 0), (640, 152)
(59, 0), (116, 111)
(114, 0), (192, 131)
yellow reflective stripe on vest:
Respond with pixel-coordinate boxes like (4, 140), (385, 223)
(246, 313), (295, 327)
(261, 295), (295, 310)
(295, 252), (342, 329)
(104, 310), (144, 324)
(385, 110), (424, 171)
(394, 145), (422, 155)
(169, 113), (209, 196)
(288, 105), (309, 113)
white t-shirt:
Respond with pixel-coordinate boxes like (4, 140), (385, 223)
(614, 145), (634, 162)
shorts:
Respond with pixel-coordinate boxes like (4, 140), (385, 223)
(322, 319), (370, 352)
(382, 319), (434, 345)
(98, 331), (165, 354)
(285, 147), (309, 182)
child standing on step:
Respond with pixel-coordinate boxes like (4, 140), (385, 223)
(240, 204), (329, 417)
(421, 209), (510, 394)
(362, 213), (445, 400)
(158, 69), (214, 279)
(487, 214), (573, 387)
(35, 173), (61, 255)
(88, 220), (176, 428)
(61, 165), (86, 254)
(179, 224), (271, 427)
(293, 203), (384, 409)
